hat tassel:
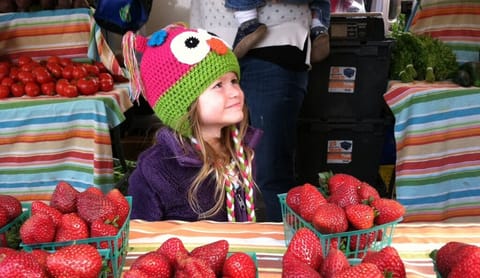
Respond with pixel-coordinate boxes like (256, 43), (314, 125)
(122, 31), (144, 103)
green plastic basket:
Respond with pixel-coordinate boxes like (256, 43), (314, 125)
(0, 203), (30, 248)
(278, 193), (401, 258)
(20, 196), (132, 278)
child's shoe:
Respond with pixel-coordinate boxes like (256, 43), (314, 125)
(232, 19), (267, 59)
(310, 26), (330, 63)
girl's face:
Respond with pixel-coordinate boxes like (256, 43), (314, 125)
(197, 72), (244, 138)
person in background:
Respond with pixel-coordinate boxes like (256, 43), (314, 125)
(225, 0), (331, 62)
(122, 24), (262, 222)
(191, 1), (330, 222)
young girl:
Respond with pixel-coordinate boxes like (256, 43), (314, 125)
(122, 24), (262, 222)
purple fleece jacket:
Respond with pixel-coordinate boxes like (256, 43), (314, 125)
(127, 126), (262, 222)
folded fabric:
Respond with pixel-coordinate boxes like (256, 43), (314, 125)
(408, 0), (480, 64)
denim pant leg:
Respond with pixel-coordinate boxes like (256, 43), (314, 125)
(225, 0), (266, 10)
(240, 57), (308, 222)
(310, 0), (331, 28)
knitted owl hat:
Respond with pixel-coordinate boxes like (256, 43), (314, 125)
(122, 24), (240, 137)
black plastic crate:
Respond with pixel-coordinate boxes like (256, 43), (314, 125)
(302, 40), (393, 120)
(295, 118), (388, 195)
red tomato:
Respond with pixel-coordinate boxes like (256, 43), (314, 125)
(17, 70), (35, 83)
(72, 65), (88, 79)
(11, 82), (25, 97)
(0, 84), (10, 99)
(0, 62), (10, 80)
(1, 77), (14, 87)
(76, 77), (99, 95)
(46, 62), (63, 79)
(84, 64), (100, 76)
(47, 56), (61, 65)
(94, 62), (108, 73)
(17, 55), (33, 67)
(99, 72), (114, 91)
(41, 82), (56, 96)
(24, 81), (41, 97)
(59, 57), (73, 67)
(9, 67), (19, 81)
(63, 84), (78, 97)
(55, 79), (70, 96)
(62, 65), (75, 80)
(33, 67), (53, 84)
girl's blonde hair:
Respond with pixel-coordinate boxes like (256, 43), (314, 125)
(173, 100), (253, 219)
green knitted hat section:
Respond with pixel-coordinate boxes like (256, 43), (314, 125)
(153, 51), (240, 137)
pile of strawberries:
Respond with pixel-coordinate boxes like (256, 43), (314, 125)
(285, 173), (405, 255)
(431, 241), (480, 278)
(19, 181), (130, 247)
(123, 237), (257, 278)
(283, 227), (406, 277)
(0, 194), (22, 231)
(0, 243), (103, 278)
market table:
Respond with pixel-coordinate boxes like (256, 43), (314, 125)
(0, 83), (133, 201)
(384, 81), (480, 222)
(126, 220), (480, 277)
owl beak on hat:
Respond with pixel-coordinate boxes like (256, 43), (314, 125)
(207, 37), (229, 56)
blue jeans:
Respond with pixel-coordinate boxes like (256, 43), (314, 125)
(225, 0), (331, 28)
(240, 57), (308, 222)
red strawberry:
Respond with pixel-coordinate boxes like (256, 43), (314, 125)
(175, 253), (216, 278)
(432, 242), (477, 277)
(90, 218), (120, 249)
(29, 249), (50, 271)
(105, 188), (130, 227)
(76, 190), (117, 223)
(0, 247), (16, 257)
(223, 252), (256, 278)
(312, 203), (348, 234)
(336, 262), (383, 278)
(190, 239), (229, 276)
(0, 206), (8, 228)
(371, 198), (405, 224)
(31, 200), (63, 227)
(298, 183), (328, 222)
(129, 251), (172, 278)
(349, 231), (377, 254)
(282, 254), (322, 278)
(362, 246), (406, 278)
(448, 245), (480, 278)
(328, 173), (361, 195)
(328, 183), (360, 208)
(20, 212), (56, 244)
(46, 244), (103, 278)
(0, 194), (22, 221)
(156, 237), (189, 265)
(0, 250), (48, 278)
(345, 204), (375, 230)
(50, 181), (79, 213)
(283, 227), (323, 271)
(357, 182), (380, 203)
(122, 268), (150, 277)
(320, 247), (350, 278)
(55, 213), (89, 242)
(83, 186), (104, 196)
(285, 185), (303, 214)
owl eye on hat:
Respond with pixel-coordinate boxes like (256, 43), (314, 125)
(122, 24), (240, 137)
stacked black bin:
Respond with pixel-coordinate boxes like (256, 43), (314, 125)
(295, 14), (394, 196)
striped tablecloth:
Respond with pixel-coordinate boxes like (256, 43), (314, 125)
(0, 84), (133, 201)
(126, 220), (480, 277)
(384, 81), (480, 222)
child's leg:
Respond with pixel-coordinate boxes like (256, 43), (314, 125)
(225, 0), (267, 59)
(309, 0), (331, 63)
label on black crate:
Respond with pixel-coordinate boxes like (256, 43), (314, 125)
(328, 66), (356, 94)
(327, 140), (352, 164)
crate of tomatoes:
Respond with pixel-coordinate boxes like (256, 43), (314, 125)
(0, 55), (127, 99)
